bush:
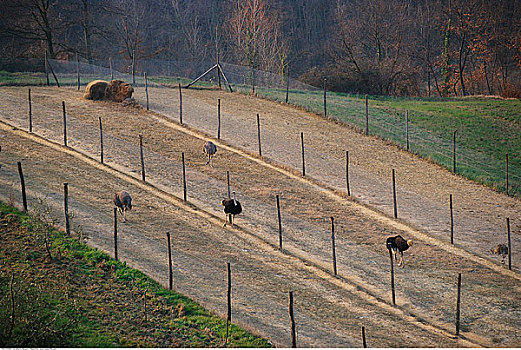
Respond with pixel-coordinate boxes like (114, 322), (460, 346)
(500, 83), (521, 98)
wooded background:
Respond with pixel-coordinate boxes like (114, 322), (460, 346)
(1, 0), (520, 97)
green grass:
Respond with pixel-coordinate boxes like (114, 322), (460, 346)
(0, 201), (271, 347)
(250, 86), (521, 197)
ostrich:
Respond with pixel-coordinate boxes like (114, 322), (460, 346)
(386, 235), (413, 267)
(221, 191), (242, 227)
(113, 191), (132, 222)
(203, 140), (217, 165)
(492, 243), (508, 264)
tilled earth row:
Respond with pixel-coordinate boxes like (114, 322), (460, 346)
(0, 86), (519, 346)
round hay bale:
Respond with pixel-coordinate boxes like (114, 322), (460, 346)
(84, 80), (109, 100)
(106, 80), (134, 102)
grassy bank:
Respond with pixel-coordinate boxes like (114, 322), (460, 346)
(0, 201), (270, 347)
(252, 87), (521, 197)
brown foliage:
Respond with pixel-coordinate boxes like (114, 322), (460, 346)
(500, 83), (521, 99)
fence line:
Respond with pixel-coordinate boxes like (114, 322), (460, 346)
(0, 89), (519, 347)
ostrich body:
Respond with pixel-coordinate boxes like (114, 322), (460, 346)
(203, 141), (217, 165)
(221, 191), (242, 227)
(386, 235), (413, 267)
(113, 191), (132, 222)
(492, 243), (508, 264)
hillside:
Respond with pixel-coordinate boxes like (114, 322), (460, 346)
(0, 85), (519, 346)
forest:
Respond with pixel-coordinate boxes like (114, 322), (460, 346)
(1, 0), (520, 96)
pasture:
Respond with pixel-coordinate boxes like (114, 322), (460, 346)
(0, 82), (519, 347)
(3, 69), (518, 197)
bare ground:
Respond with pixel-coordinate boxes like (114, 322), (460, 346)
(0, 85), (520, 347)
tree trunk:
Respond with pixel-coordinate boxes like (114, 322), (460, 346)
(82, 0), (93, 63)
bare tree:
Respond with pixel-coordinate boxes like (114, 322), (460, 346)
(0, 0), (64, 58)
(227, 0), (288, 74)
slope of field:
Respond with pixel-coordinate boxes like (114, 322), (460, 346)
(0, 202), (270, 347)
(144, 86), (521, 264)
(0, 86), (520, 347)
(233, 85), (521, 196)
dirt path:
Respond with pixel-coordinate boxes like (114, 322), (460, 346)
(0, 86), (520, 347)
(146, 86), (521, 263)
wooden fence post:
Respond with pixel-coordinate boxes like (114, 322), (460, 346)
(505, 153), (509, 195)
(28, 88), (32, 133)
(301, 132), (305, 176)
(257, 114), (262, 156)
(251, 67), (255, 94)
(144, 289), (148, 322)
(17, 161), (28, 213)
(179, 83), (183, 124)
(44, 51), (50, 86)
(217, 99), (221, 139)
(455, 273), (462, 336)
(406, 110), (409, 151)
(113, 207), (118, 261)
(132, 49), (136, 85)
(285, 69), (290, 103)
(63, 182), (70, 235)
(139, 134), (146, 182)
(361, 326), (367, 348)
(289, 291), (296, 348)
(109, 57), (114, 80)
(365, 95), (369, 135)
(182, 152), (187, 201)
(323, 78), (327, 117)
(389, 247), (396, 305)
(144, 72), (149, 111)
(76, 53), (80, 90)
(453, 130), (457, 173)
(62, 101), (67, 147)
(277, 195), (282, 250)
(331, 217), (337, 276)
(225, 262), (232, 345)
(46, 55), (60, 87)
(392, 169), (397, 219)
(216, 48), (221, 88)
(450, 194), (454, 244)
(226, 171), (231, 199)
(507, 218), (512, 270)
(99, 117), (104, 164)
(346, 151), (351, 196)
(167, 232), (173, 290)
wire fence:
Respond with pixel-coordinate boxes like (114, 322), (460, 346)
(2, 56), (521, 344)
(0, 57), (518, 196)
(3, 89), (519, 342)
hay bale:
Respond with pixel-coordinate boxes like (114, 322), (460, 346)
(106, 80), (134, 102)
(84, 80), (109, 100)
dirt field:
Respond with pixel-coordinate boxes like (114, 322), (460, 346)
(0, 85), (520, 347)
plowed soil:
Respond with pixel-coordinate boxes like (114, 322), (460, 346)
(0, 85), (520, 347)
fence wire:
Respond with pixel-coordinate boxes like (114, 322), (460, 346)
(0, 89), (497, 333)
(2, 56), (517, 197)
(1, 60), (521, 343)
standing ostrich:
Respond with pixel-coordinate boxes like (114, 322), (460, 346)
(221, 191), (242, 227)
(386, 235), (413, 267)
(203, 140), (217, 165)
(492, 243), (508, 264)
(113, 191), (132, 222)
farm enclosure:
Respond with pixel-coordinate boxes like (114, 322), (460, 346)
(0, 84), (520, 346)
